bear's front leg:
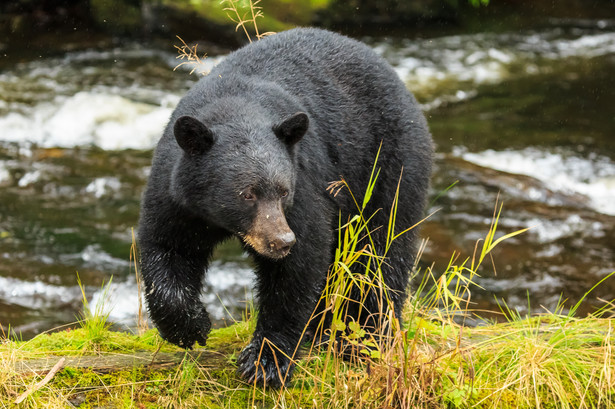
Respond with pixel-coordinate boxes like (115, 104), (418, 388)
(237, 252), (326, 387)
(140, 242), (212, 349)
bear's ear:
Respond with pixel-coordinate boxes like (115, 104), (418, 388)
(174, 115), (214, 155)
(273, 112), (309, 146)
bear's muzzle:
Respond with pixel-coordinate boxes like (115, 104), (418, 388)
(242, 200), (296, 259)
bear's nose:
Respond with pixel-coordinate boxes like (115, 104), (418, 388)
(269, 232), (296, 254)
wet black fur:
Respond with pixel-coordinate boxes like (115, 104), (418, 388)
(138, 28), (433, 387)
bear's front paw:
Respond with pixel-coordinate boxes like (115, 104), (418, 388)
(236, 338), (294, 388)
(156, 306), (211, 349)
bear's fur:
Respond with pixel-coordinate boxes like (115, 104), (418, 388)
(138, 28), (433, 387)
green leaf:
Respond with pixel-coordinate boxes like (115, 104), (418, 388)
(347, 321), (366, 339)
(331, 319), (346, 333)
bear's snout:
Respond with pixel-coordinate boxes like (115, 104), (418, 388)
(242, 200), (296, 259)
(268, 231), (296, 255)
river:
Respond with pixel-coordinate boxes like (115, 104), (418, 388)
(0, 21), (613, 338)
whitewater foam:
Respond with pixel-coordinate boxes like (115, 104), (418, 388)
(84, 177), (122, 198)
(0, 163), (10, 185)
(370, 29), (615, 100)
(0, 276), (82, 309)
(0, 92), (173, 150)
(455, 147), (615, 215)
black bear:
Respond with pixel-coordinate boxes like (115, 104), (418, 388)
(138, 28), (432, 387)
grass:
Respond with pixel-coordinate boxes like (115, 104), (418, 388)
(3, 275), (610, 408)
(75, 273), (113, 353)
(0, 281), (613, 408)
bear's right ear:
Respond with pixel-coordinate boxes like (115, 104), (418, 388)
(174, 116), (214, 155)
(273, 112), (309, 146)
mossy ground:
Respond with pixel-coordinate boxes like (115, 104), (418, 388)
(1, 301), (614, 408)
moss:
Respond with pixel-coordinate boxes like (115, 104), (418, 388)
(206, 319), (251, 353)
(16, 328), (172, 355)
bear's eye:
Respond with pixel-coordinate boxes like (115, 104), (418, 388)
(242, 191), (256, 201)
(281, 190), (289, 198)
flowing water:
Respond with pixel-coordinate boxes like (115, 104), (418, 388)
(0, 22), (613, 338)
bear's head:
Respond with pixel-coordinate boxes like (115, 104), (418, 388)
(170, 111), (309, 260)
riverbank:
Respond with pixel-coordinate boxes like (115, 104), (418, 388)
(2, 294), (613, 408)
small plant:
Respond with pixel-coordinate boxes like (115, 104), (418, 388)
(221, 0), (274, 43)
(160, 354), (200, 408)
(173, 1), (275, 76)
(309, 145), (404, 358)
(416, 195), (528, 326)
(76, 273), (113, 351)
(174, 36), (209, 76)
(0, 334), (17, 401)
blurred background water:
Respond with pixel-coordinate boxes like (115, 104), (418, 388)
(0, 0), (613, 338)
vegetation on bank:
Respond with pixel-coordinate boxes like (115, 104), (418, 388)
(1, 275), (613, 408)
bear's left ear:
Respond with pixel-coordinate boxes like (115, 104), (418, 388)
(174, 115), (215, 155)
(273, 112), (309, 146)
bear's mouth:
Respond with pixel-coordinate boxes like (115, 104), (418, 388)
(240, 231), (295, 260)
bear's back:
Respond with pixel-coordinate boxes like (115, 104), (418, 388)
(210, 28), (402, 103)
